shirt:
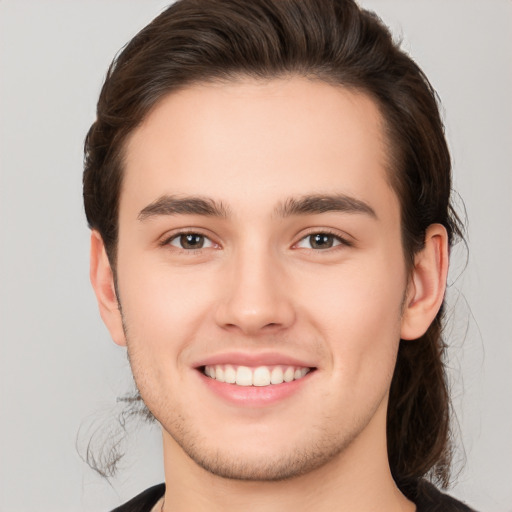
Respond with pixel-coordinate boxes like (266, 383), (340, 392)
(110, 480), (477, 512)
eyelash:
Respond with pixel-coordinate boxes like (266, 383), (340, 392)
(294, 229), (353, 251)
(160, 229), (352, 252)
(160, 231), (217, 252)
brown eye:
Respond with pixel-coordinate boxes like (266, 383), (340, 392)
(309, 234), (335, 249)
(169, 233), (214, 250)
(296, 232), (345, 250)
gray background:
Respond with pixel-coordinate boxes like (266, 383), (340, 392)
(0, 1), (511, 510)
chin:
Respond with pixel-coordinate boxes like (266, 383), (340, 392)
(190, 449), (335, 482)
(169, 425), (357, 482)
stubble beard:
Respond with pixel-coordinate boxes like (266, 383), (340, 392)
(167, 422), (361, 482)
(120, 308), (382, 483)
(128, 355), (371, 483)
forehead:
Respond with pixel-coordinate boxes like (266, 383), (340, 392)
(121, 77), (397, 221)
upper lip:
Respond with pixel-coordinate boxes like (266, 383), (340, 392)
(193, 351), (317, 369)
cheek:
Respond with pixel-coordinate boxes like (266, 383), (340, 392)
(116, 262), (216, 413)
(297, 256), (406, 379)
(115, 254), (216, 363)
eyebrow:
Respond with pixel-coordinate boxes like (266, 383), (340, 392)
(138, 195), (230, 221)
(274, 194), (377, 219)
(137, 193), (376, 221)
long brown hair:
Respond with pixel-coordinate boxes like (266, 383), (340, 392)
(83, 0), (464, 488)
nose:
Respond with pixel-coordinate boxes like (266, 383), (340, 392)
(214, 246), (296, 336)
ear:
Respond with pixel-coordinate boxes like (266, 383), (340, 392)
(400, 224), (449, 340)
(89, 230), (127, 346)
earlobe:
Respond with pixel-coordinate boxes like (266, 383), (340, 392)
(89, 230), (127, 346)
(400, 224), (449, 340)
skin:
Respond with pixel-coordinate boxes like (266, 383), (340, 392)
(91, 77), (448, 512)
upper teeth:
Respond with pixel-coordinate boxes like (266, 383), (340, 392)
(204, 365), (310, 387)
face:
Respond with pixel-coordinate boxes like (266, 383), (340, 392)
(108, 77), (411, 480)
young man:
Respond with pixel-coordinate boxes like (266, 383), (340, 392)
(83, 0), (476, 510)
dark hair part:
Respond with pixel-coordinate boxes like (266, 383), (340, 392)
(83, 0), (463, 490)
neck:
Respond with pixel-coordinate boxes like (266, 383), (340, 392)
(160, 400), (415, 512)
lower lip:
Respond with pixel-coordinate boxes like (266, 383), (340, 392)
(197, 370), (312, 407)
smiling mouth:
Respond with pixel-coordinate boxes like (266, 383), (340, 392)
(201, 364), (314, 387)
